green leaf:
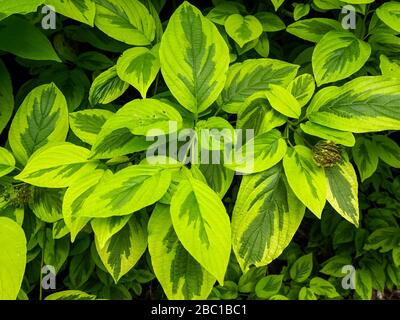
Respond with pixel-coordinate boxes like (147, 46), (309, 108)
(287, 74), (315, 108)
(298, 287), (317, 300)
(307, 76), (400, 133)
(254, 12), (285, 32)
(0, 217), (27, 300)
(283, 146), (326, 218)
(9, 83), (69, 165)
(255, 33), (270, 57)
(69, 109), (114, 145)
(364, 227), (400, 252)
(290, 253), (313, 282)
(265, 84), (301, 118)
(325, 155), (359, 227)
(271, 0), (285, 11)
(320, 255), (352, 277)
(91, 214), (132, 249)
(94, 0), (155, 45)
(69, 252), (95, 287)
(148, 204), (216, 299)
(376, 1), (400, 33)
(90, 127), (151, 160)
(46, 0), (96, 26)
(220, 58), (299, 113)
(40, 69), (90, 112)
(294, 3), (310, 21)
(0, 0), (44, 20)
(63, 170), (109, 242)
(309, 277), (339, 298)
(371, 135), (400, 168)
(237, 94), (287, 136)
(355, 269), (372, 300)
(116, 46), (160, 98)
(79, 165), (171, 218)
(0, 16), (60, 62)
(45, 290), (96, 300)
(160, 2), (230, 114)
(300, 122), (355, 147)
(286, 18), (342, 43)
(195, 116), (235, 151)
(89, 66), (129, 106)
(232, 164), (305, 271)
(15, 143), (98, 188)
(255, 275), (283, 299)
(170, 176), (231, 284)
(96, 211), (148, 283)
(29, 188), (64, 223)
(43, 228), (70, 272)
(392, 247), (400, 267)
(112, 99), (182, 136)
(0, 147), (15, 178)
(225, 14), (263, 48)
(380, 55), (400, 78)
(52, 220), (69, 239)
(0, 59), (13, 135)
(312, 31), (371, 86)
(352, 138), (379, 182)
(206, 2), (242, 25)
(76, 51), (113, 71)
(225, 129), (287, 174)
(197, 160), (234, 199)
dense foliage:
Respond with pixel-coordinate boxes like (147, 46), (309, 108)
(0, 0), (399, 300)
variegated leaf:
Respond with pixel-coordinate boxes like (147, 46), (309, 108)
(237, 94), (286, 136)
(286, 18), (342, 42)
(90, 99), (181, 159)
(46, 0), (96, 26)
(45, 290), (96, 300)
(283, 145), (326, 218)
(91, 214), (132, 249)
(148, 204), (216, 299)
(224, 14), (263, 48)
(312, 31), (371, 86)
(79, 165), (171, 218)
(69, 109), (114, 145)
(9, 83), (69, 165)
(352, 138), (379, 182)
(219, 58), (299, 113)
(116, 45), (160, 98)
(300, 122), (355, 147)
(325, 154), (359, 227)
(63, 170), (110, 242)
(225, 129), (287, 174)
(307, 76), (400, 132)
(0, 217), (27, 300)
(170, 177), (231, 284)
(94, 0), (155, 45)
(376, 2), (400, 33)
(160, 2), (230, 114)
(0, 147), (15, 178)
(265, 85), (301, 118)
(89, 66), (129, 106)
(15, 143), (98, 188)
(29, 188), (64, 223)
(232, 164), (305, 271)
(287, 74), (315, 108)
(96, 211), (148, 283)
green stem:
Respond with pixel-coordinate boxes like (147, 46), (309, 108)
(39, 248), (44, 301)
